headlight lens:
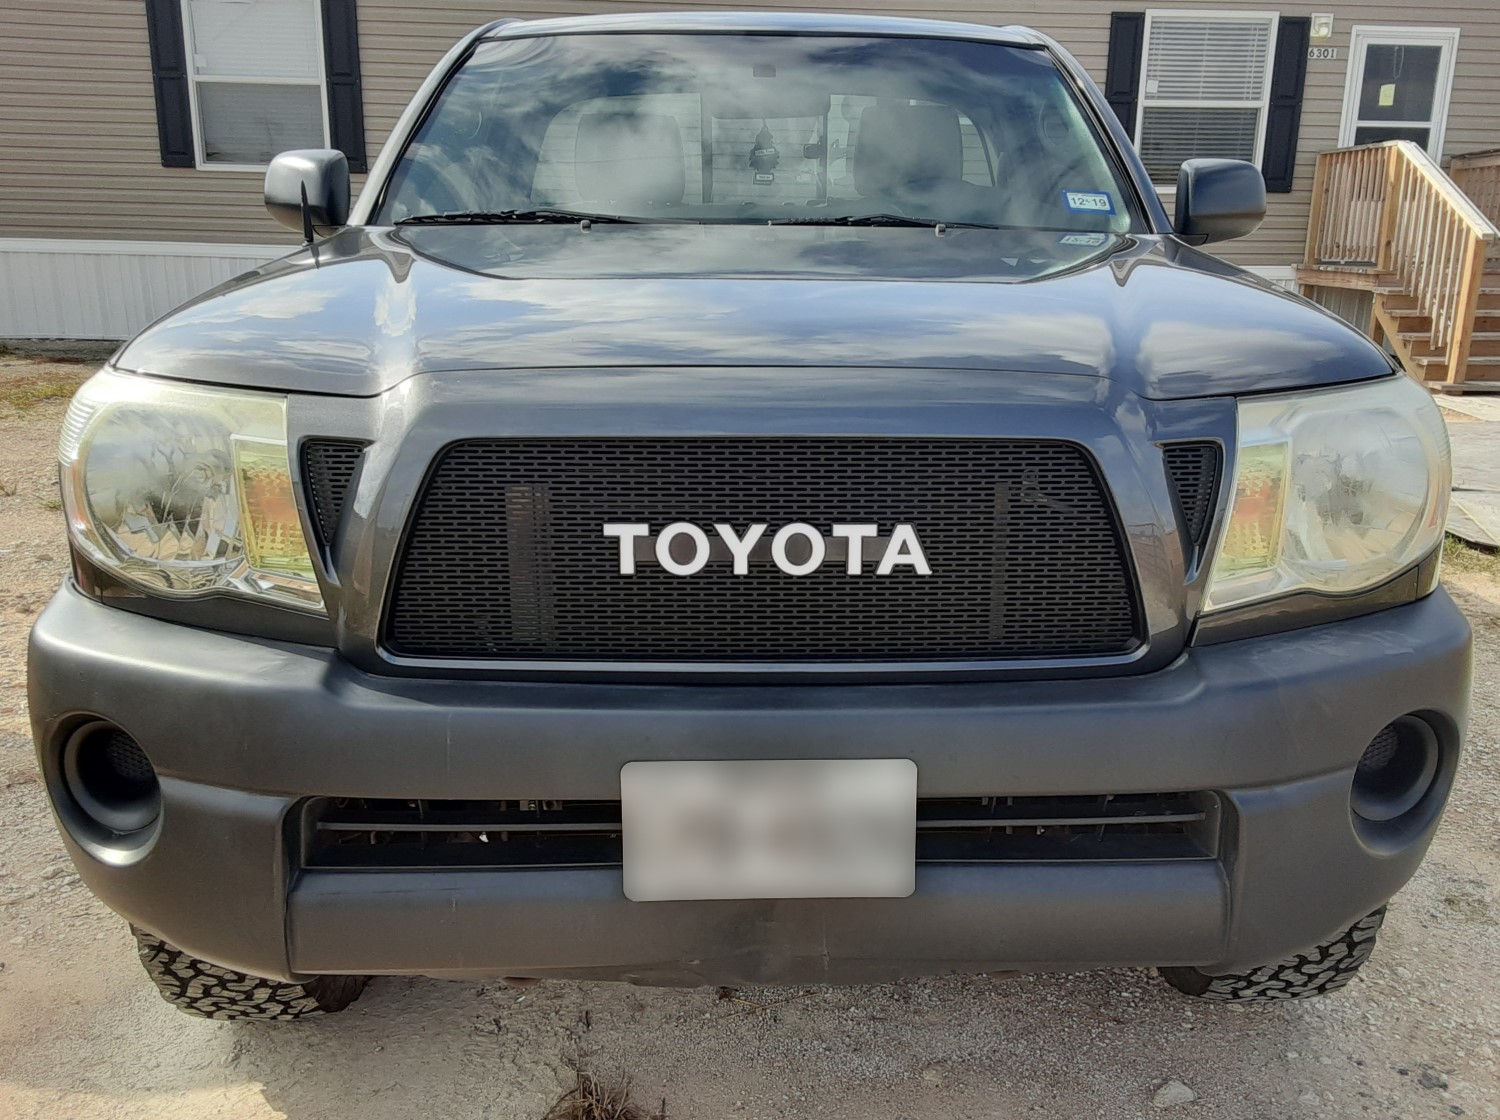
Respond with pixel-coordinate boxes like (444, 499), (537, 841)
(1205, 376), (1450, 613)
(59, 369), (323, 613)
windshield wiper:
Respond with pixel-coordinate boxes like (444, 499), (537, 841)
(766, 213), (1002, 229)
(396, 208), (656, 226)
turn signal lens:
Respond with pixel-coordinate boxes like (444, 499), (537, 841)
(235, 438), (316, 581)
(1214, 442), (1286, 576)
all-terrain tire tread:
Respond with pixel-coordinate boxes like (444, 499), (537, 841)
(131, 926), (367, 1020)
(1159, 907), (1386, 1002)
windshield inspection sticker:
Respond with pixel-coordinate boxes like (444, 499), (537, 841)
(1062, 190), (1116, 214)
(1059, 232), (1110, 247)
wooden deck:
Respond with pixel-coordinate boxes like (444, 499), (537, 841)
(1297, 143), (1500, 393)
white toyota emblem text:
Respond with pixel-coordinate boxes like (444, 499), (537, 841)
(602, 522), (932, 577)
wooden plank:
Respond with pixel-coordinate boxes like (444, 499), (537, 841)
(1293, 266), (1395, 291)
(1304, 145), (1329, 268)
(1376, 143), (1400, 273)
(1448, 235), (1487, 386)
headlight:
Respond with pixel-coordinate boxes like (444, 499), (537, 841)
(59, 369), (323, 614)
(1205, 376), (1450, 613)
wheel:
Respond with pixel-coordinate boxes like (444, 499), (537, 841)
(1159, 906), (1386, 1002)
(131, 925), (368, 1020)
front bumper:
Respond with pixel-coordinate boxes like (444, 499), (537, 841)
(30, 585), (1470, 985)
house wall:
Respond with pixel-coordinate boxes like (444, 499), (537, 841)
(1, 0), (1497, 335)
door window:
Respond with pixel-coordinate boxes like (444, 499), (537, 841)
(1340, 28), (1459, 155)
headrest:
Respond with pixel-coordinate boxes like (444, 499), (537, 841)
(573, 112), (685, 206)
(854, 104), (965, 198)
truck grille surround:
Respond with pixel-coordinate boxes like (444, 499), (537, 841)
(379, 438), (1144, 663)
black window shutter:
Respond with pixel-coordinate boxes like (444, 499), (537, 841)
(321, 0), (367, 173)
(1262, 17), (1311, 193)
(144, 0), (195, 167)
(1105, 13), (1147, 134)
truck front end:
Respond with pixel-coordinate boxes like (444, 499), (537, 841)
(29, 13), (1469, 1018)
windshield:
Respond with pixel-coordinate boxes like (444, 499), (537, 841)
(377, 33), (1142, 233)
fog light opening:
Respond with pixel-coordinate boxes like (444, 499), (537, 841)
(1351, 717), (1440, 825)
(61, 722), (161, 835)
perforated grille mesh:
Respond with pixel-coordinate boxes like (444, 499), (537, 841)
(102, 731), (155, 793)
(1358, 725), (1401, 775)
(385, 438), (1140, 662)
(302, 440), (365, 547)
(1163, 442), (1221, 549)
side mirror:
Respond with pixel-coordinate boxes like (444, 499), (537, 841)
(1173, 159), (1266, 244)
(265, 149), (350, 240)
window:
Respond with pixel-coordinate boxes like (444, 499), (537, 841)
(145, 0), (365, 173)
(1338, 27), (1460, 155)
(380, 33), (1141, 236)
(1135, 10), (1279, 185)
(180, 0), (329, 169)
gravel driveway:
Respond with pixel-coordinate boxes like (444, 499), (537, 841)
(0, 358), (1496, 1120)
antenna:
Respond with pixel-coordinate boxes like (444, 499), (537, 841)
(299, 182), (315, 244)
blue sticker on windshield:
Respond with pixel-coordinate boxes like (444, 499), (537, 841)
(1062, 190), (1116, 214)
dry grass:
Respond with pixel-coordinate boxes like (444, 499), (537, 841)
(1444, 533), (1500, 577)
(542, 1067), (665, 1120)
(0, 371), (88, 415)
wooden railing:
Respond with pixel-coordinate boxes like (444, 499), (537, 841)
(1305, 142), (1499, 376)
(1305, 143), (1392, 267)
(1451, 149), (1500, 267)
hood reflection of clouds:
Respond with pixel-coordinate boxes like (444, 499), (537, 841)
(112, 225), (1389, 402)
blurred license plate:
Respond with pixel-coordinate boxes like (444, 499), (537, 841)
(620, 759), (917, 902)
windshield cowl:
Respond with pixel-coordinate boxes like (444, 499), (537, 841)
(388, 222), (1135, 285)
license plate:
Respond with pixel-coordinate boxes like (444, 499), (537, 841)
(620, 759), (917, 901)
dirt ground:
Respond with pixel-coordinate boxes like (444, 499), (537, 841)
(0, 355), (1496, 1120)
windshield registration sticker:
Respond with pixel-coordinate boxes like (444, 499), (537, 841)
(1062, 190), (1116, 214)
(1059, 232), (1110, 247)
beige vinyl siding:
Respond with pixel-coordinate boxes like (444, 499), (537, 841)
(2, 0), (1499, 268)
(1, 1), (304, 244)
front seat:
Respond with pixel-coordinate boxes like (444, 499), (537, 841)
(853, 103), (988, 220)
(573, 112), (686, 209)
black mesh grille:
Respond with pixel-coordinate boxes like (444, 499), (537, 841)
(303, 792), (1217, 870)
(385, 438), (1140, 663)
(1358, 725), (1402, 775)
(102, 731), (154, 790)
(1163, 442), (1222, 550)
(301, 439), (365, 547)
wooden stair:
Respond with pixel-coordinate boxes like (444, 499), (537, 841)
(1297, 142), (1500, 394)
(1377, 277), (1500, 391)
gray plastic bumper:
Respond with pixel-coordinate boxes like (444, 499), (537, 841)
(29, 585), (1471, 984)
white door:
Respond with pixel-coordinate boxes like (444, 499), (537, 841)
(1339, 27), (1461, 155)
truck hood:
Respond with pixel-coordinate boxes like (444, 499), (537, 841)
(114, 225), (1393, 400)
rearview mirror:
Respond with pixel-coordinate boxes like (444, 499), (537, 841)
(1173, 159), (1266, 245)
(265, 149), (350, 240)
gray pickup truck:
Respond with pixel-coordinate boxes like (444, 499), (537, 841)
(31, 12), (1469, 1020)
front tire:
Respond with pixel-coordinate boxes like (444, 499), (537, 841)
(1159, 907), (1386, 1002)
(132, 926), (368, 1020)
